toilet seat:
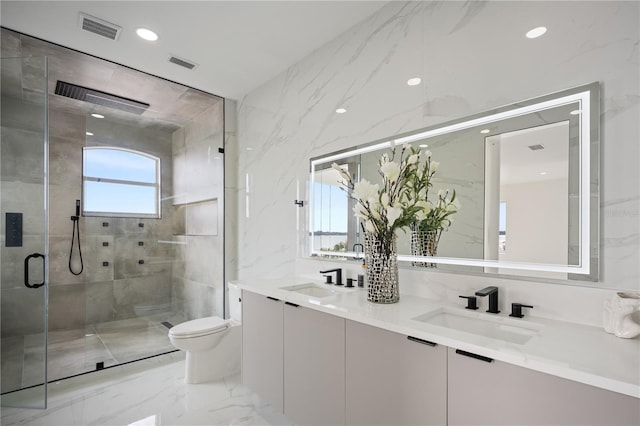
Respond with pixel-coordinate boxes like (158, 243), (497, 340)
(169, 316), (229, 339)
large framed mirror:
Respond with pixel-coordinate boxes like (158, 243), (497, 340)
(309, 83), (599, 281)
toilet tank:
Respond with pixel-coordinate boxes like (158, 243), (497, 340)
(228, 283), (242, 321)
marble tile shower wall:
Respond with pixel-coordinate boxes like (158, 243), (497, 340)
(171, 98), (225, 320)
(1, 96), (47, 337)
(2, 29), (226, 338)
(47, 102), (179, 331)
(236, 1), (639, 322)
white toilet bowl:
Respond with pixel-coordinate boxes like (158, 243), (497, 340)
(169, 284), (243, 384)
(169, 316), (241, 384)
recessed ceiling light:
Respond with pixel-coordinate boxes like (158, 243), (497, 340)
(246, 147), (254, 151)
(91, 113), (104, 119)
(136, 28), (158, 41)
(419, 144), (429, 148)
(540, 171), (548, 175)
(336, 108), (347, 114)
(86, 132), (94, 136)
(480, 129), (490, 134)
(526, 26), (547, 39)
(570, 109), (581, 115)
(407, 77), (421, 86)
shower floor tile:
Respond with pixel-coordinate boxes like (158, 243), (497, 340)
(22, 327), (117, 384)
(96, 323), (175, 363)
(1, 312), (184, 395)
(0, 336), (25, 393)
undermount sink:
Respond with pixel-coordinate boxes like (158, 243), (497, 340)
(413, 307), (542, 345)
(280, 283), (340, 298)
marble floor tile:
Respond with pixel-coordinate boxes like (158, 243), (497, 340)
(1, 353), (292, 426)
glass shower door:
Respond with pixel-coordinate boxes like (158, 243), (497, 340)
(1, 56), (49, 408)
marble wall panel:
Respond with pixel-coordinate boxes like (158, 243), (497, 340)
(48, 283), (85, 331)
(225, 99), (239, 286)
(113, 275), (171, 320)
(85, 280), (115, 324)
(0, 335), (25, 392)
(182, 236), (220, 285)
(0, 95), (45, 134)
(170, 98), (225, 318)
(48, 236), (89, 286)
(0, 127), (44, 184)
(0, 287), (45, 337)
(178, 277), (219, 321)
(236, 0), (640, 304)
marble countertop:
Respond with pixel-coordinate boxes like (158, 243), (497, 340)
(231, 277), (640, 399)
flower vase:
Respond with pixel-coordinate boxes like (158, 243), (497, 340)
(410, 230), (439, 268)
(364, 232), (399, 304)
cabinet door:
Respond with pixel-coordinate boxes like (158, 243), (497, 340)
(284, 303), (345, 426)
(345, 320), (447, 425)
(448, 347), (640, 425)
(241, 291), (284, 412)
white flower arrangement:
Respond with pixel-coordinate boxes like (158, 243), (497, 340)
(405, 147), (461, 234)
(332, 143), (425, 256)
(332, 143), (461, 257)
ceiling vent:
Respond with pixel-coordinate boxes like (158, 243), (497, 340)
(528, 144), (545, 151)
(79, 12), (122, 41)
(54, 81), (149, 115)
(169, 55), (197, 70)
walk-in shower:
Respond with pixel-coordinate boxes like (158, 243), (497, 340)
(1, 28), (225, 408)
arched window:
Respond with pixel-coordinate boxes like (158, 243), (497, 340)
(82, 147), (160, 218)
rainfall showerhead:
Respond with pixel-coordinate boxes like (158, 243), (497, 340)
(54, 81), (149, 115)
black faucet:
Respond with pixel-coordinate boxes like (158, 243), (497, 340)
(320, 268), (343, 285)
(475, 286), (500, 314)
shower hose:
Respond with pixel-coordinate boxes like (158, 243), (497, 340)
(69, 200), (83, 275)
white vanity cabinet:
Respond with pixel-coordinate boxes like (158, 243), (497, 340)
(283, 302), (345, 426)
(241, 288), (639, 426)
(345, 320), (447, 425)
(448, 347), (640, 425)
(241, 291), (284, 412)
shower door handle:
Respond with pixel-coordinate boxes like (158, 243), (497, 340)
(24, 253), (45, 289)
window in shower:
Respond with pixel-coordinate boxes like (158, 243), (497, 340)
(82, 147), (160, 218)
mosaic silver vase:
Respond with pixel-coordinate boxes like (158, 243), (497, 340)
(410, 230), (439, 268)
(364, 232), (399, 304)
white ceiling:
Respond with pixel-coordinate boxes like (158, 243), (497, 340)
(0, 1), (387, 100)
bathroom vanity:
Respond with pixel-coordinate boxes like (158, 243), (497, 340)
(236, 278), (640, 426)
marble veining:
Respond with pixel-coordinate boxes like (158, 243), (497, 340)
(1, 353), (291, 426)
(236, 0), (640, 303)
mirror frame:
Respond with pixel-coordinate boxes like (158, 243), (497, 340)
(309, 82), (599, 280)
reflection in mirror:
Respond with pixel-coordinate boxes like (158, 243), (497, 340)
(485, 120), (573, 279)
(312, 163), (350, 254)
(309, 83), (598, 280)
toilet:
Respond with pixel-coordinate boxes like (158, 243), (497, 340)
(168, 284), (242, 384)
